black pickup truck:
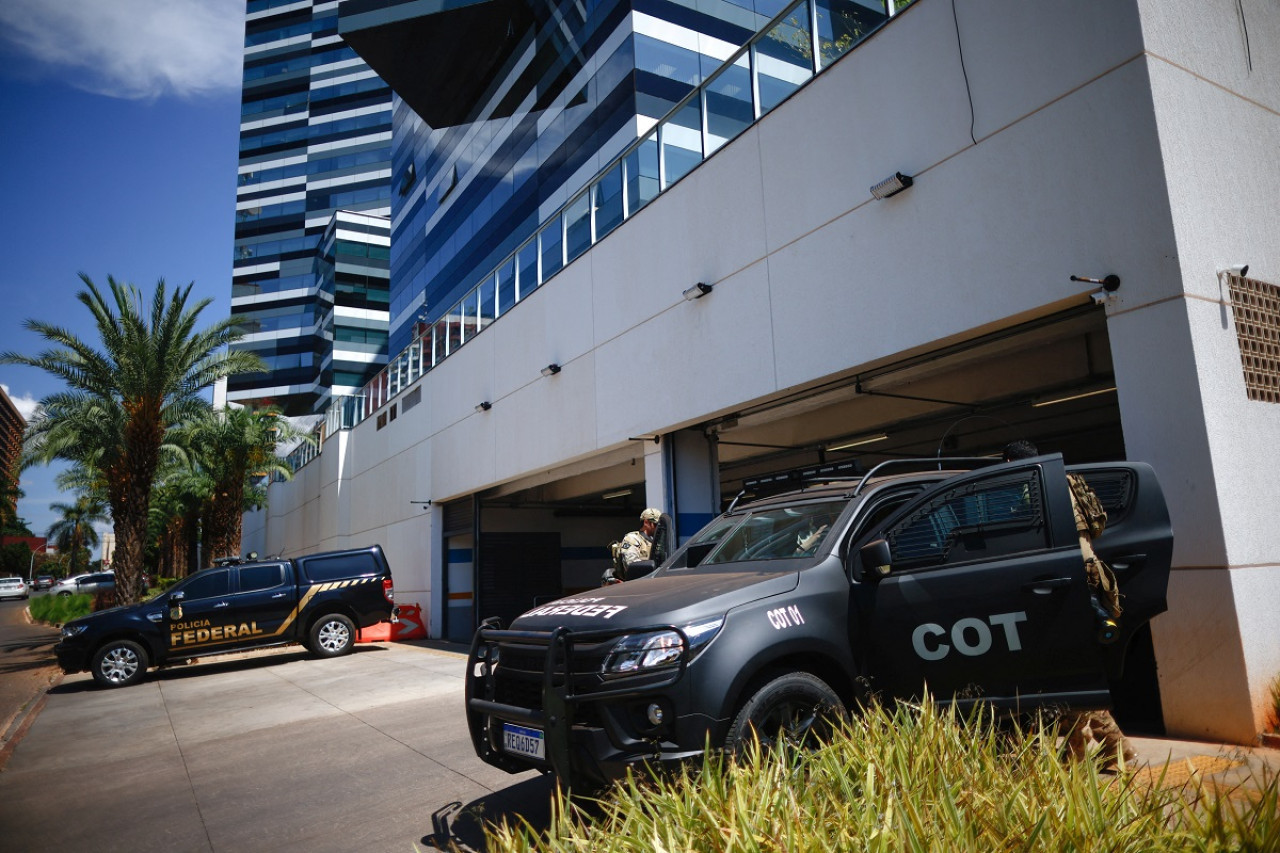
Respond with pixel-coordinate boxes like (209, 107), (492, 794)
(56, 545), (396, 688)
(466, 454), (1173, 789)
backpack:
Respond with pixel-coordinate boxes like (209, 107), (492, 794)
(1067, 473), (1107, 539)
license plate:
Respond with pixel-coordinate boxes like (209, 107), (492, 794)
(502, 723), (545, 760)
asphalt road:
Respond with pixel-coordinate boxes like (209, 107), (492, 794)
(0, 638), (556, 852)
(0, 598), (63, 759)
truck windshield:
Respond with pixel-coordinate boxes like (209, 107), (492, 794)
(701, 500), (846, 564)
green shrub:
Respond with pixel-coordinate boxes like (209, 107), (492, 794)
(484, 700), (1279, 852)
(29, 593), (93, 626)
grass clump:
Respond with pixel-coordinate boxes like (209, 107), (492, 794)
(484, 699), (1279, 852)
(29, 593), (93, 626)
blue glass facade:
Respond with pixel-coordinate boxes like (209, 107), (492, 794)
(229, 0), (394, 416)
(344, 0), (820, 355)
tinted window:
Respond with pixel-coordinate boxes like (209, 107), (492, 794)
(179, 570), (231, 600)
(887, 471), (1046, 570)
(300, 552), (379, 582)
(238, 564), (286, 593)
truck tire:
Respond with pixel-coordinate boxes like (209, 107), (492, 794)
(309, 614), (356, 658)
(91, 639), (149, 688)
(725, 672), (846, 752)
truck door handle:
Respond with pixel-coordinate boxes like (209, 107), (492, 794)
(1109, 554), (1145, 572)
(214, 601), (229, 608)
(1024, 577), (1072, 594)
(272, 593), (288, 599)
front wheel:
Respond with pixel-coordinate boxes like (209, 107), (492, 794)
(91, 639), (149, 688)
(309, 614), (356, 658)
(725, 672), (846, 752)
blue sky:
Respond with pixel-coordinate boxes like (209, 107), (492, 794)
(0, 0), (246, 544)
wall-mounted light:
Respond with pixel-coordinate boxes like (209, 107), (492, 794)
(682, 282), (713, 301)
(828, 433), (889, 452)
(870, 172), (913, 200)
(1218, 263), (1250, 277)
(541, 363), (561, 377)
(1031, 384), (1116, 408)
(475, 401), (491, 412)
(601, 488), (633, 500)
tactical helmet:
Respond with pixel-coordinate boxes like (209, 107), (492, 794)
(640, 508), (662, 523)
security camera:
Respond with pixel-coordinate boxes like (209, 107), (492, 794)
(1220, 263), (1249, 277)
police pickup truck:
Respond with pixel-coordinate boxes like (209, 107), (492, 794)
(56, 545), (396, 688)
(466, 454), (1173, 789)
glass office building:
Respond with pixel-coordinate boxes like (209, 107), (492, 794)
(229, 0), (395, 416)
(340, 0), (890, 355)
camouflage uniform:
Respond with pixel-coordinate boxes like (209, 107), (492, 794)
(1064, 473), (1135, 767)
(617, 530), (653, 567)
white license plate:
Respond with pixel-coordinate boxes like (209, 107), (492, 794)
(502, 723), (545, 760)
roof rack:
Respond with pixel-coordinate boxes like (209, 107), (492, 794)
(853, 456), (1000, 496)
(728, 460), (865, 511)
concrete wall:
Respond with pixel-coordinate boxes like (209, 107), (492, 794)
(255, 0), (1280, 742)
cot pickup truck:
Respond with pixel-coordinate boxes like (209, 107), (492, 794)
(466, 454), (1173, 790)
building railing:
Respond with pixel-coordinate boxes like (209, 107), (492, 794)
(298, 0), (909, 466)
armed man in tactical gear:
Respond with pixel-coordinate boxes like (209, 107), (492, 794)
(603, 508), (666, 585)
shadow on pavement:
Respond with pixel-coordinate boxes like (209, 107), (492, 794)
(49, 644), (389, 692)
(420, 774), (561, 852)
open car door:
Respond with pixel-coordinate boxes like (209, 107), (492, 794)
(854, 454), (1115, 712)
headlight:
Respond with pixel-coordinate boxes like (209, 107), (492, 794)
(603, 618), (724, 674)
(60, 624), (89, 639)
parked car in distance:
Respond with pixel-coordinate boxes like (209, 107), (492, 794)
(54, 572), (115, 596)
(34, 575), (55, 590)
(0, 576), (30, 600)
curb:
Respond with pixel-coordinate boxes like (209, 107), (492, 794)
(0, 670), (63, 773)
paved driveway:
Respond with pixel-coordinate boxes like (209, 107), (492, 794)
(0, 641), (552, 852)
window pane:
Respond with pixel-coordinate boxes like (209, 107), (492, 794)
(625, 133), (660, 216)
(540, 217), (564, 279)
(816, 0), (886, 67)
(888, 471), (1046, 569)
(595, 163), (624, 238)
(661, 99), (703, 188)
(497, 259), (516, 316)
(516, 240), (539, 299)
(478, 276), (496, 333)
(239, 564), (285, 593)
(705, 56), (753, 155)
(178, 569), (231, 601)
(565, 191), (592, 263)
(756, 4), (814, 115)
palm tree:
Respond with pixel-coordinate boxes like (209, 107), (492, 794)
(0, 473), (23, 533)
(1, 275), (262, 604)
(47, 495), (108, 576)
(174, 406), (311, 565)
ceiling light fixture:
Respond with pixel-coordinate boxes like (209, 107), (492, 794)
(1031, 384), (1117, 408)
(601, 488), (633, 500)
(870, 172), (913, 200)
(827, 433), (889, 452)
(682, 282), (713, 301)
(541, 363), (561, 376)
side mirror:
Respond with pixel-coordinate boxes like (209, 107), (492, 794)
(169, 590), (185, 620)
(858, 539), (893, 581)
(627, 559), (656, 577)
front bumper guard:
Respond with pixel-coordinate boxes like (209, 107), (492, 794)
(465, 618), (690, 786)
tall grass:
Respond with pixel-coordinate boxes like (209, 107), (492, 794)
(28, 593), (93, 625)
(485, 700), (1279, 852)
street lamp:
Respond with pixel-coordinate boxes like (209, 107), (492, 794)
(28, 543), (50, 583)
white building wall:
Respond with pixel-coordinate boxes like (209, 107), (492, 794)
(257, 0), (1280, 742)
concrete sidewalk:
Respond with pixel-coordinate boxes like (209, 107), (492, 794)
(0, 641), (550, 853)
(0, 639), (1275, 852)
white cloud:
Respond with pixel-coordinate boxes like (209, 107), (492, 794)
(0, 0), (245, 100)
(1, 384), (40, 420)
